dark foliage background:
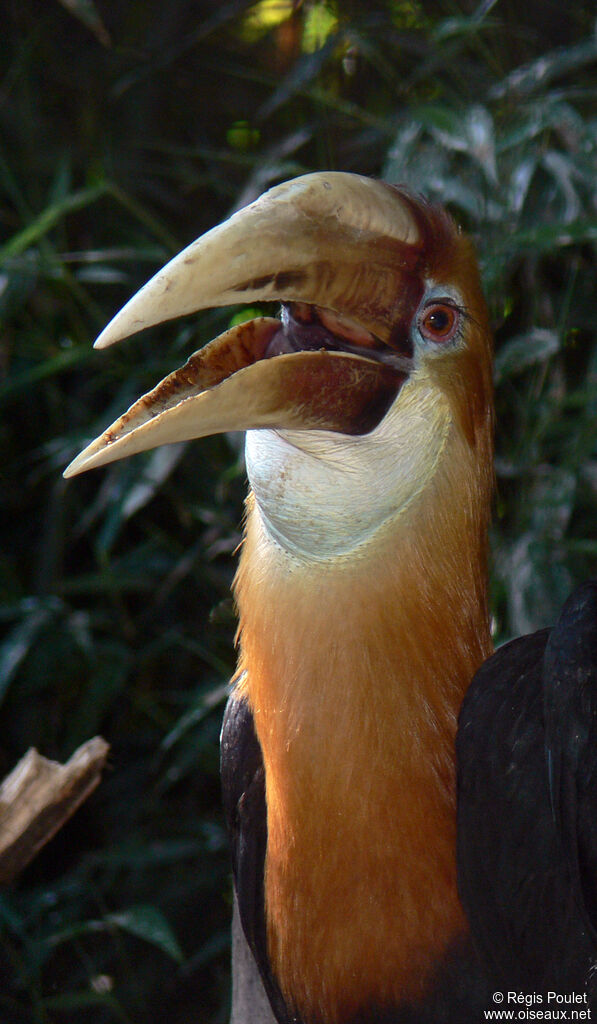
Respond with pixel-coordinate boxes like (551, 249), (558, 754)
(1, 1), (595, 1021)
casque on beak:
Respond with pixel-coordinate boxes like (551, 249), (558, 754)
(64, 172), (426, 479)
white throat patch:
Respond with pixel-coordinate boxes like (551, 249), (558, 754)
(245, 372), (451, 562)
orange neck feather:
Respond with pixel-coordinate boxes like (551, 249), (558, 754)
(233, 418), (493, 1024)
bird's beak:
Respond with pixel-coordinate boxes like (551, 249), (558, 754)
(64, 172), (424, 478)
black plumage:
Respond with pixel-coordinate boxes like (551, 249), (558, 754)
(457, 580), (597, 1000)
(221, 695), (294, 1024)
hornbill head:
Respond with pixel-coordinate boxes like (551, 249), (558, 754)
(65, 172), (493, 562)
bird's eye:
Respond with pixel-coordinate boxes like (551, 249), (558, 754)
(419, 302), (460, 344)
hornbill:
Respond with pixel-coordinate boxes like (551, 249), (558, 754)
(64, 173), (597, 1023)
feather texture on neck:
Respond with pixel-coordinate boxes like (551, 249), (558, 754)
(233, 400), (492, 1023)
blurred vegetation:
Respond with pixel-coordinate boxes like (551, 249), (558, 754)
(0, 0), (595, 1020)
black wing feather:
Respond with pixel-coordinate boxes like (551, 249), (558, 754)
(457, 581), (597, 997)
(221, 693), (298, 1024)
(543, 582), (597, 938)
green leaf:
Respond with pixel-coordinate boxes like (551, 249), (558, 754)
(0, 185), (109, 262)
(43, 990), (130, 1020)
(106, 906), (184, 963)
(491, 36), (597, 100)
(162, 681), (230, 751)
(500, 220), (597, 257)
(56, 0), (111, 47)
(0, 345), (93, 403)
(494, 329), (560, 382)
(50, 905), (183, 963)
(0, 602), (59, 705)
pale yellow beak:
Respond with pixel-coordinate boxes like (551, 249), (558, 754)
(64, 172), (423, 479)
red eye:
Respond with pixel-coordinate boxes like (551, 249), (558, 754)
(419, 303), (460, 344)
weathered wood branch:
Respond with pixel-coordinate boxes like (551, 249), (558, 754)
(0, 737), (110, 884)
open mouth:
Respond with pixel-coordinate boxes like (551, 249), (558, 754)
(63, 304), (411, 479)
(63, 172), (424, 480)
(266, 303), (413, 375)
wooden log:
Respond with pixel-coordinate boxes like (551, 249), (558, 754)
(0, 737), (109, 884)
